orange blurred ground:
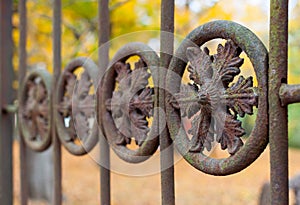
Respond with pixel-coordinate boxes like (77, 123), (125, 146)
(12, 141), (300, 205)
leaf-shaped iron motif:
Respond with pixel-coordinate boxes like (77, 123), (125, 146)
(23, 79), (49, 140)
(171, 39), (258, 155)
(223, 76), (258, 117)
(106, 59), (153, 146)
(171, 84), (200, 118)
(58, 70), (94, 142)
(212, 40), (244, 87)
(216, 114), (245, 155)
(186, 47), (213, 86)
(60, 72), (76, 117)
(188, 110), (214, 152)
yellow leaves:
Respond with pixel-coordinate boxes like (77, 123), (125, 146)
(175, 8), (191, 36)
(63, 1), (98, 20)
(110, 0), (138, 37)
(175, 1), (233, 36)
(9, 0), (300, 85)
(137, 0), (160, 28)
(110, 0), (161, 38)
(12, 13), (20, 72)
(25, 1), (53, 71)
(239, 52), (257, 87)
(199, 0), (236, 25)
(200, 3), (232, 23)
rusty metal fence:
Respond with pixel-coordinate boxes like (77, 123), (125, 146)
(0, 0), (299, 204)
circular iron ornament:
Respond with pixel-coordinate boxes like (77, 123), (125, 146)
(19, 69), (52, 151)
(98, 42), (160, 163)
(166, 20), (268, 175)
(54, 57), (99, 155)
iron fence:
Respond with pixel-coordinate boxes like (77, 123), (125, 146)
(0, 0), (300, 204)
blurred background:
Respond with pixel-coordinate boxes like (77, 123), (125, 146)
(10, 0), (300, 204)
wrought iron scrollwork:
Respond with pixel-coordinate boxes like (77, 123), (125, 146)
(54, 57), (99, 155)
(98, 42), (159, 163)
(19, 69), (52, 151)
(166, 20), (269, 175)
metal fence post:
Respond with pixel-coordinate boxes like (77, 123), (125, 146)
(160, 0), (175, 204)
(269, 0), (289, 204)
(18, 0), (29, 204)
(0, 0), (14, 204)
(98, 0), (111, 204)
(52, 0), (62, 204)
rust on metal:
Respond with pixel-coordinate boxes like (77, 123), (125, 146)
(160, 0), (175, 204)
(279, 84), (300, 106)
(98, 0), (111, 204)
(269, 0), (289, 204)
(5, 0), (297, 203)
(170, 40), (258, 155)
(52, 0), (62, 203)
(18, 0), (29, 204)
(19, 69), (52, 152)
(0, 0), (14, 204)
(166, 20), (269, 176)
(98, 42), (159, 163)
(55, 57), (98, 155)
(105, 60), (154, 146)
(23, 78), (49, 137)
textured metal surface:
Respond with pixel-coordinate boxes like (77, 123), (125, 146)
(98, 0), (111, 204)
(105, 60), (153, 146)
(170, 40), (257, 155)
(18, 0), (28, 204)
(55, 57), (98, 155)
(269, 0), (289, 204)
(6, 0), (298, 204)
(166, 20), (269, 176)
(99, 42), (160, 163)
(280, 84), (300, 106)
(19, 69), (52, 151)
(160, 0), (175, 204)
(52, 0), (62, 203)
(0, 0), (14, 204)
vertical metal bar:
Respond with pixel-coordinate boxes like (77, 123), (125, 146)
(18, 0), (28, 204)
(269, 0), (289, 204)
(52, 0), (62, 204)
(98, 0), (111, 204)
(160, 0), (175, 204)
(0, 0), (14, 204)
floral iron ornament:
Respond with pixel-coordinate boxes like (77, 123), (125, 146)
(98, 42), (159, 163)
(166, 20), (268, 176)
(19, 69), (52, 151)
(54, 57), (99, 155)
(23, 78), (49, 138)
(171, 40), (258, 155)
(106, 60), (154, 146)
(58, 70), (93, 141)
